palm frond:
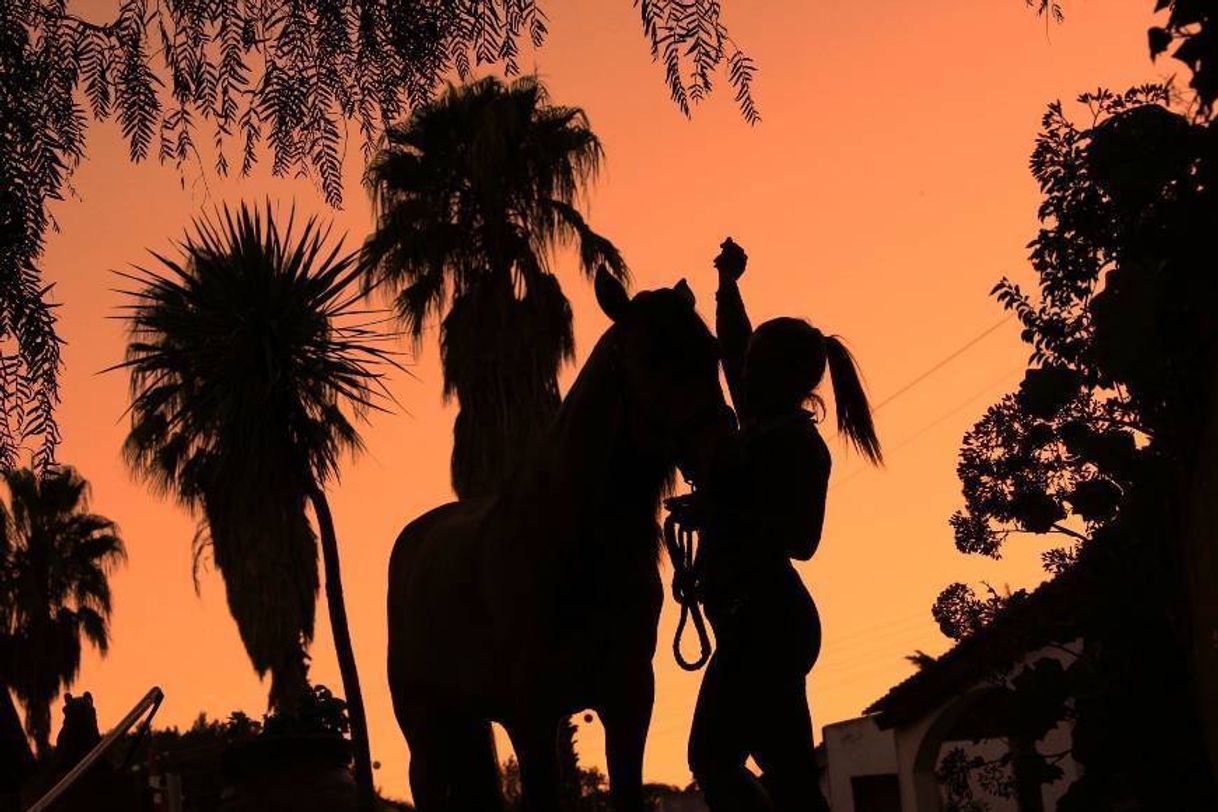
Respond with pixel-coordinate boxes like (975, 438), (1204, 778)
(0, 465), (124, 754)
(360, 76), (624, 497)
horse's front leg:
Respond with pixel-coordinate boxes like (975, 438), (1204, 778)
(601, 666), (655, 812)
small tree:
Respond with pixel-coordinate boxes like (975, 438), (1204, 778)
(0, 465), (125, 758)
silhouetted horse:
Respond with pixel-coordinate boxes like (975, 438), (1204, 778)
(387, 269), (735, 812)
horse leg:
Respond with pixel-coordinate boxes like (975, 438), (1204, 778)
(404, 722), (448, 811)
(447, 717), (505, 811)
(508, 714), (561, 812)
(601, 667), (655, 812)
(400, 708), (504, 811)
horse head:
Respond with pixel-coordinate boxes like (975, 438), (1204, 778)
(594, 266), (736, 489)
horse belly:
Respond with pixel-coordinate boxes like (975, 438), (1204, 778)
(501, 558), (664, 715)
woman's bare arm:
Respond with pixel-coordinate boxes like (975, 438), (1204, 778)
(714, 239), (752, 413)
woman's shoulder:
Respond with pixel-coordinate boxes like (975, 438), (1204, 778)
(747, 410), (831, 461)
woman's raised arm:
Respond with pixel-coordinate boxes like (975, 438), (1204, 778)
(714, 238), (752, 413)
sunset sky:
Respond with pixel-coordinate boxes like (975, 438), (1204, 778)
(40, 0), (1165, 800)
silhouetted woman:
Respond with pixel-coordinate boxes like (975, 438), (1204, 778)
(688, 238), (882, 812)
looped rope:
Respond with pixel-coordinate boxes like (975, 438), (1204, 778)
(664, 502), (712, 671)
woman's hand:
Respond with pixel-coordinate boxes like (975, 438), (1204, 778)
(714, 237), (747, 281)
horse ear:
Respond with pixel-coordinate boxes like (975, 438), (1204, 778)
(674, 278), (696, 308)
(595, 265), (630, 322)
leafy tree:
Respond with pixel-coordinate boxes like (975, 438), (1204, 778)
(1032, 1), (1216, 116)
(138, 688), (418, 812)
(0, 465), (125, 758)
(361, 75), (626, 497)
(940, 81), (1218, 809)
(0, 0), (756, 472)
(116, 201), (395, 807)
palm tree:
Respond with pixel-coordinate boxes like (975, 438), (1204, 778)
(361, 75), (627, 498)
(0, 465), (125, 758)
(116, 202), (393, 807)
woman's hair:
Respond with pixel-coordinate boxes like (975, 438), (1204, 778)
(746, 317), (882, 465)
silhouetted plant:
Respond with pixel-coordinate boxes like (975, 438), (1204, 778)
(262, 684), (351, 739)
(0, 0), (756, 476)
(115, 201), (395, 807)
(931, 584), (1031, 643)
(362, 75), (626, 497)
(0, 465), (125, 758)
(941, 84), (1218, 809)
(1032, 1), (1217, 116)
(949, 84), (1181, 580)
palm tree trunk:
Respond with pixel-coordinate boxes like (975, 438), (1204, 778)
(308, 484), (375, 811)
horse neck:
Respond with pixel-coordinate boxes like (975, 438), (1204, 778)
(521, 331), (669, 532)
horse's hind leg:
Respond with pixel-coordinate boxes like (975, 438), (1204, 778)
(394, 695), (446, 811)
(447, 717), (505, 810)
(399, 702), (504, 812)
(406, 734), (446, 812)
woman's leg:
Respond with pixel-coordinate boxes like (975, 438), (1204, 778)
(688, 652), (770, 811)
(751, 671), (830, 812)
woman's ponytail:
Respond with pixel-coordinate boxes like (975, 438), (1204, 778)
(825, 336), (882, 465)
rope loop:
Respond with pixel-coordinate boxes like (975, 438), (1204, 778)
(664, 498), (712, 671)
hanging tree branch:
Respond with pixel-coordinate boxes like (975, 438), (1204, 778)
(0, 0), (756, 471)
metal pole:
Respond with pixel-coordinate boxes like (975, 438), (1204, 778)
(25, 687), (164, 812)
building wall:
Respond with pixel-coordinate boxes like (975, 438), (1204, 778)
(887, 642), (1082, 812)
(822, 717), (900, 812)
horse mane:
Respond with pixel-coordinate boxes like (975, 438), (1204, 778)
(507, 322), (676, 559)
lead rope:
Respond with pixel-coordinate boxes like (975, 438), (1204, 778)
(664, 506), (712, 671)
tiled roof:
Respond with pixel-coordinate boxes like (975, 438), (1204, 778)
(863, 566), (1088, 729)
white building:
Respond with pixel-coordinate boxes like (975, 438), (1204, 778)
(823, 574), (1084, 811)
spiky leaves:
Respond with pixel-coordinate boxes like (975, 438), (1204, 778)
(0, 465), (125, 757)
(362, 76), (623, 497)
(115, 202), (392, 708)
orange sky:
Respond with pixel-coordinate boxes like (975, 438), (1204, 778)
(39, 0), (1162, 800)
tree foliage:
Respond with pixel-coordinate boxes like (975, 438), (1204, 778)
(949, 83), (1190, 574)
(1042, 1), (1217, 116)
(0, 465), (125, 757)
(1147, 0), (1218, 117)
(0, 0), (755, 474)
(361, 75), (624, 497)
(941, 82), (1218, 808)
(115, 201), (393, 708)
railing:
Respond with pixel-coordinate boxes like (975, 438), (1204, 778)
(25, 686), (164, 812)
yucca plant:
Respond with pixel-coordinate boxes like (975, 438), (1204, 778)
(115, 201), (394, 806)
(362, 75), (627, 497)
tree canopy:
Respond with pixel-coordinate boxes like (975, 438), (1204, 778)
(937, 81), (1218, 808)
(0, 0), (756, 471)
(361, 75), (624, 496)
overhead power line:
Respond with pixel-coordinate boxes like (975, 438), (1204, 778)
(831, 364), (1024, 491)
(872, 315), (1014, 413)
